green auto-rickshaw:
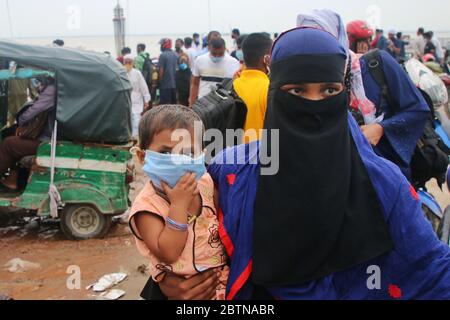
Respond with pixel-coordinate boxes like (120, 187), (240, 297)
(0, 41), (134, 240)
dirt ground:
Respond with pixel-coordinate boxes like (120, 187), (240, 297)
(1, 162), (449, 300)
(0, 224), (148, 300)
(0, 160), (150, 301)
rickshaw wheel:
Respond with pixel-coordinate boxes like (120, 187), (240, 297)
(60, 204), (112, 240)
(422, 205), (441, 234)
(438, 207), (450, 246)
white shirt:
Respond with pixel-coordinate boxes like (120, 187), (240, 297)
(127, 68), (151, 114)
(431, 37), (444, 61)
(192, 42), (202, 52)
(186, 47), (198, 70)
(412, 35), (426, 59)
(193, 53), (241, 98)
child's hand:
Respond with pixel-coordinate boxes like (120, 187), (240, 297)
(161, 173), (199, 212)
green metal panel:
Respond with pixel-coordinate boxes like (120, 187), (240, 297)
(0, 195), (21, 207)
(2, 142), (131, 216)
(37, 142), (130, 162)
(37, 142), (84, 159)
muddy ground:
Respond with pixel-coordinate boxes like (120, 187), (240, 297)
(1, 164), (449, 300)
(0, 224), (148, 300)
(0, 162), (150, 301)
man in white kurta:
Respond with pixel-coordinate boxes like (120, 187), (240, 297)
(124, 54), (151, 138)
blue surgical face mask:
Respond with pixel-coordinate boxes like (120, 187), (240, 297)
(236, 50), (244, 62)
(210, 55), (224, 64)
(143, 150), (206, 190)
(179, 63), (188, 71)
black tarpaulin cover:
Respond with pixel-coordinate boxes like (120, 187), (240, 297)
(0, 41), (132, 144)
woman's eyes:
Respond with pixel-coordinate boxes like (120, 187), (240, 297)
(288, 88), (303, 96)
(287, 87), (340, 97)
(324, 87), (338, 95)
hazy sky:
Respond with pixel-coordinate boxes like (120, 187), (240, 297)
(0, 0), (449, 38)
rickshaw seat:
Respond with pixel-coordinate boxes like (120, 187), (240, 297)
(18, 156), (36, 169)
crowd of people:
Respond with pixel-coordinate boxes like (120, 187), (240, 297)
(114, 23), (450, 146)
(114, 30), (280, 139)
(346, 22), (448, 65)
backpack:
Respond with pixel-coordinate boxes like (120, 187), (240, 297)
(193, 79), (247, 154)
(363, 49), (450, 188)
(411, 90), (450, 188)
(142, 56), (154, 89)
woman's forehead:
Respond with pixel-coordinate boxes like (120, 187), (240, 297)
(271, 28), (347, 64)
(152, 128), (200, 146)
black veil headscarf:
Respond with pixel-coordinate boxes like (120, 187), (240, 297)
(253, 28), (394, 287)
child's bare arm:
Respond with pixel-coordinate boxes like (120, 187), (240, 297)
(135, 173), (199, 264)
(135, 213), (188, 264)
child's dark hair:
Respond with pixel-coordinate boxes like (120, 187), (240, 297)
(139, 105), (203, 150)
(242, 33), (272, 68)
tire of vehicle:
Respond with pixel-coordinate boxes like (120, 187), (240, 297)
(438, 206), (450, 246)
(60, 204), (112, 240)
(422, 204), (441, 234)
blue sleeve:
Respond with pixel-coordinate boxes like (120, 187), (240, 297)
(377, 37), (388, 51)
(378, 51), (429, 165)
(386, 180), (450, 298)
(207, 148), (229, 185)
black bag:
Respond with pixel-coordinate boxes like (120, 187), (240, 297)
(363, 49), (450, 187)
(411, 91), (450, 188)
(411, 119), (450, 188)
(141, 56), (154, 89)
(193, 79), (247, 152)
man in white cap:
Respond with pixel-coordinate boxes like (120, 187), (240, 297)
(123, 54), (151, 139)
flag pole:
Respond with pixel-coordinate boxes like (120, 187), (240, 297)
(5, 0), (14, 38)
